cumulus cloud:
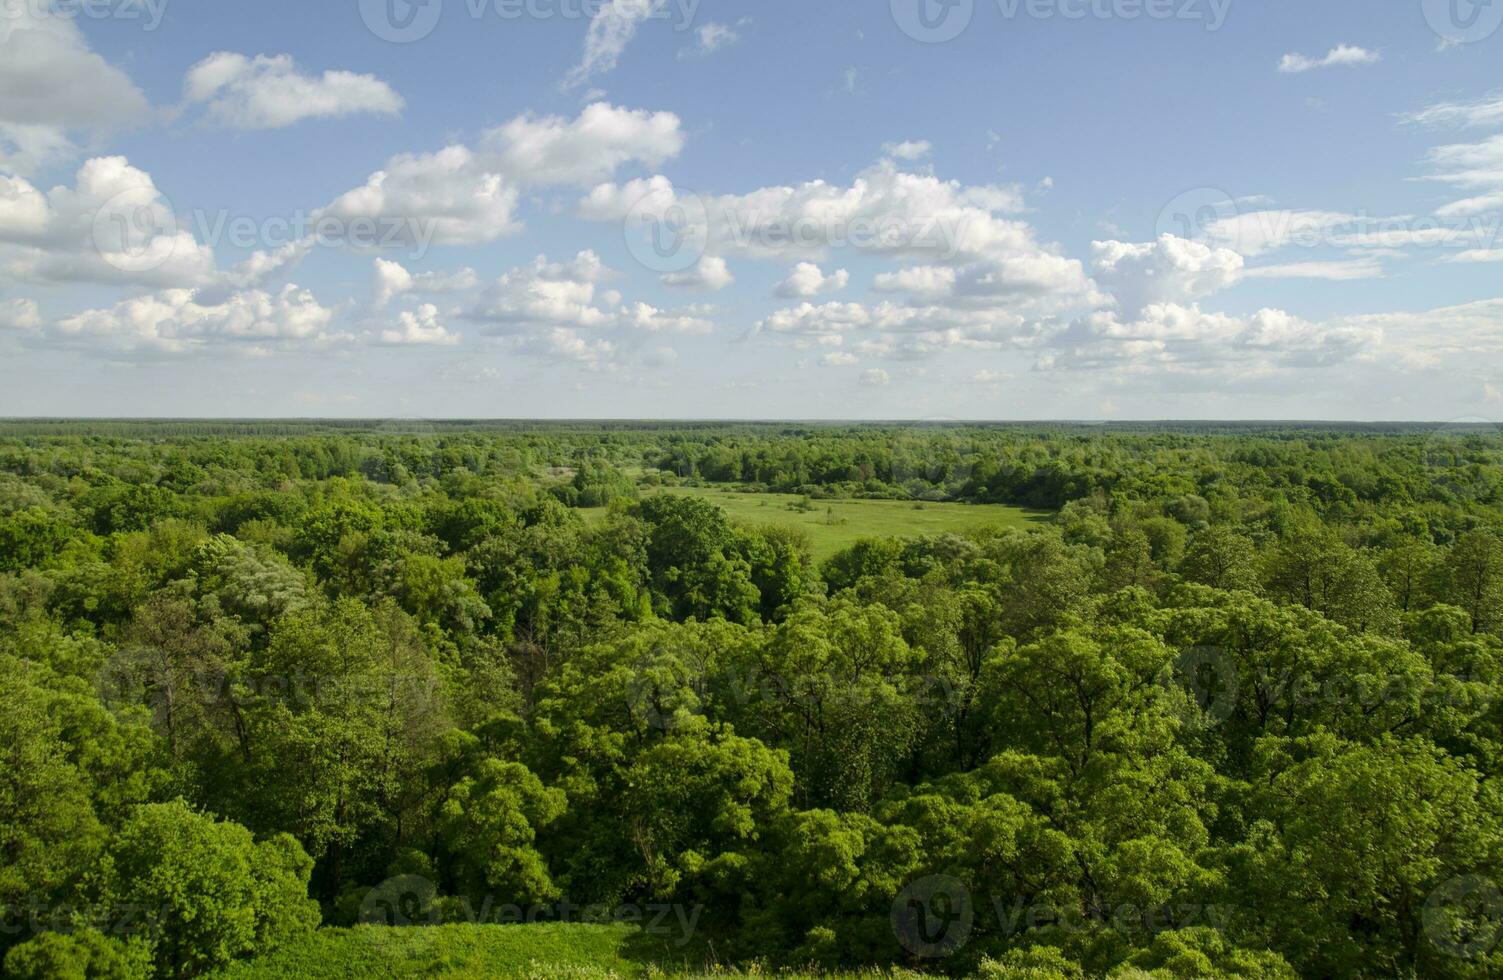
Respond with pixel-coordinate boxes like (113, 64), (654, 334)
(872, 265), (957, 300)
(860, 368), (890, 386)
(618, 301), (715, 333)
(183, 53), (403, 129)
(882, 140), (932, 161)
(662, 256), (734, 290)
(482, 103), (684, 186)
(0, 297), (41, 332)
(775, 263), (850, 298)
(380, 303), (458, 346)
(1039, 302), (1381, 374)
(0, 156), (218, 288)
(577, 156), (1104, 365)
(372, 258), (480, 309)
(51, 285), (338, 355)
(320, 145), (519, 248)
(468, 251), (616, 331)
(585, 160), (1088, 331)
(0, 6), (151, 173)
(582, 160), (1033, 263)
(1090, 235), (1244, 318)
(465, 250), (714, 353)
(321, 103), (682, 247)
(372, 258), (414, 310)
(1278, 45), (1381, 74)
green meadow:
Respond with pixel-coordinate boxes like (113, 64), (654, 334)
(211, 923), (922, 979)
(584, 486), (1049, 563)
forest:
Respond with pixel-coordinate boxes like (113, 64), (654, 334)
(1, 420), (1501, 979)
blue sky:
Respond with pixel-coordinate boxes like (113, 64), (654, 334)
(2, 0), (1503, 419)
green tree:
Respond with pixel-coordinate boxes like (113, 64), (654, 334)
(104, 800), (318, 978)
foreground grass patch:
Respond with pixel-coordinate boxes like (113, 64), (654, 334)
(211, 923), (922, 979)
(587, 487), (1049, 562)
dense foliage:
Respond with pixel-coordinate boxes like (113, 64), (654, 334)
(1, 421), (1501, 978)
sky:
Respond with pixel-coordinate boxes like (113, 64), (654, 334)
(1, 0), (1503, 420)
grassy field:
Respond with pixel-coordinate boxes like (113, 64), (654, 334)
(585, 486), (1049, 563)
(211, 923), (924, 979)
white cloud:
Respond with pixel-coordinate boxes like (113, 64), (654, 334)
(680, 20), (746, 59)
(0, 6), (150, 174)
(1402, 94), (1503, 129)
(0, 157), (218, 288)
(1447, 249), (1503, 263)
(373, 258), (414, 309)
(583, 162), (1083, 326)
(662, 256), (734, 290)
(526, 327), (618, 366)
(565, 0), (670, 88)
(860, 368), (890, 386)
(322, 103), (682, 247)
(380, 303), (458, 346)
(1424, 149), (1503, 218)
(1090, 235), (1244, 318)
(819, 351), (858, 366)
(618, 301), (714, 333)
(183, 53), (403, 129)
(321, 145), (520, 247)
(0, 124), (77, 179)
(52, 285), (338, 355)
(465, 251), (714, 358)
(883, 140), (932, 161)
(469, 251), (616, 331)
(1241, 257), (1386, 280)
(872, 265), (957, 300)
(482, 103), (684, 186)
(1203, 209), (1360, 256)
(1278, 45), (1381, 74)
(1040, 302), (1381, 374)
(372, 258), (479, 308)
(775, 262), (850, 298)
(0, 297), (40, 332)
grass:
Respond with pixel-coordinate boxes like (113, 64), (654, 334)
(585, 486), (1050, 563)
(211, 923), (924, 979)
